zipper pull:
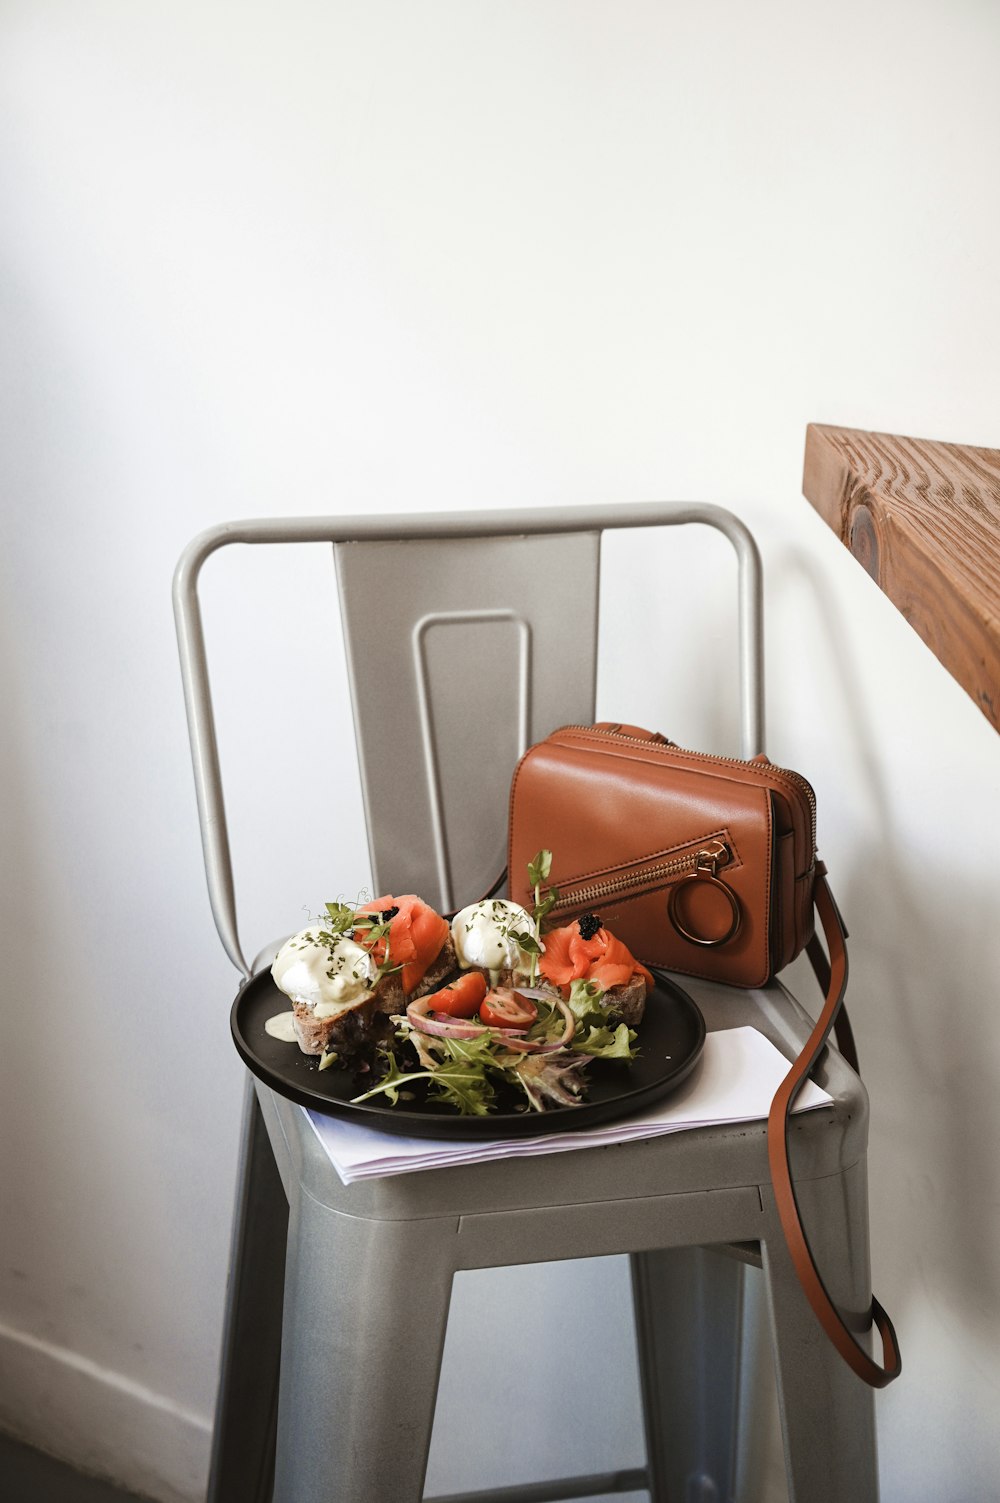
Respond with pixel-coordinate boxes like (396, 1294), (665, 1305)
(694, 840), (730, 875)
(668, 842), (741, 947)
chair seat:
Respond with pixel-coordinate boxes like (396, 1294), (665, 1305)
(257, 971), (868, 1231)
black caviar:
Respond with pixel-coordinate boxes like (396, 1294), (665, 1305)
(577, 913), (603, 941)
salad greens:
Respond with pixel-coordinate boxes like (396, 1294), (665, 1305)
(352, 979), (639, 1117)
(354, 1044), (498, 1117)
(563, 979), (637, 1059)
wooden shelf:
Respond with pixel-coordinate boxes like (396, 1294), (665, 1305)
(802, 423), (1000, 731)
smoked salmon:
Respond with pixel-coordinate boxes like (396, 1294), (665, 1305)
(354, 894), (451, 996)
(539, 917), (654, 997)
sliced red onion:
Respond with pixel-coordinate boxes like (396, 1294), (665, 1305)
(431, 1012), (528, 1036)
(406, 1001), (489, 1040)
(405, 996), (525, 1042)
(500, 997), (576, 1055)
(405, 992), (575, 1053)
(417, 1017), (489, 1039)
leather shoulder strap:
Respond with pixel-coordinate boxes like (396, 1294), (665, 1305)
(768, 864), (902, 1387)
(459, 862), (901, 1385)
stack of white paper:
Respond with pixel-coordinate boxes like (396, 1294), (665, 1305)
(305, 1026), (832, 1186)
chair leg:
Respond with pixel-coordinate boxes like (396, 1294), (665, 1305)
(631, 1246), (745, 1503)
(207, 1077), (289, 1503)
(272, 1196), (457, 1503)
(760, 1157), (878, 1503)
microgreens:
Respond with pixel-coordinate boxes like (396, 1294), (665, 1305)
(508, 928), (542, 984)
(323, 901), (356, 934)
(317, 896), (402, 984)
(527, 848), (560, 932)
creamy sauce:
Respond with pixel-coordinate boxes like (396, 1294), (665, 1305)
(265, 1011), (298, 1043)
(451, 898), (540, 974)
(271, 925), (376, 1015)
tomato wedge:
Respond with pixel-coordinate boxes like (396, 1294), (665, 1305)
(479, 989), (539, 1029)
(427, 971), (488, 1018)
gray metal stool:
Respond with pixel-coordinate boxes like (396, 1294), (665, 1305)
(174, 503), (878, 1503)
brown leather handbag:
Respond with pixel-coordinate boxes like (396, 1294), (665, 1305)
(508, 720), (901, 1388)
(508, 722), (816, 989)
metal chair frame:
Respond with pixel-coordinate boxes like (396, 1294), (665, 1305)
(174, 502), (877, 1503)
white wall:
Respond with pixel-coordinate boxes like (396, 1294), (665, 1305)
(2, 3), (999, 1501)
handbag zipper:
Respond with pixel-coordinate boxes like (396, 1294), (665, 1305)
(558, 725), (817, 854)
(551, 839), (731, 913)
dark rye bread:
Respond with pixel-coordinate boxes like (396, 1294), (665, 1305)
(601, 972), (648, 1028)
(290, 935), (458, 1056)
(373, 933), (458, 1015)
(464, 963), (532, 990)
(291, 994), (392, 1057)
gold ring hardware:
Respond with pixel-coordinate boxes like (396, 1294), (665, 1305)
(667, 844), (742, 948)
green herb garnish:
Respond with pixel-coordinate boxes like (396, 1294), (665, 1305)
(323, 901), (356, 934)
(508, 928), (543, 984)
(527, 848), (560, 931)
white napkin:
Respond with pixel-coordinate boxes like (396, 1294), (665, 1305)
(305, 1026), (832, 1185)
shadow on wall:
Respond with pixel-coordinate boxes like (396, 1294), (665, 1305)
(779, 543), (1000, 1380)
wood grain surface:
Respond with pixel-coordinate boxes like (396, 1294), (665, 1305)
(803, 423), (1000, 731)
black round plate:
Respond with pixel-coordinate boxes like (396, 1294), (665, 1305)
(231, 968), (706, 1140)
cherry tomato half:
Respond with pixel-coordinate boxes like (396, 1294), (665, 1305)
(479, 989), (539, 1029)
(428, 971), (488, 1018)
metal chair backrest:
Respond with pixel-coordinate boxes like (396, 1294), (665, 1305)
(173, 502), (763, 977)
